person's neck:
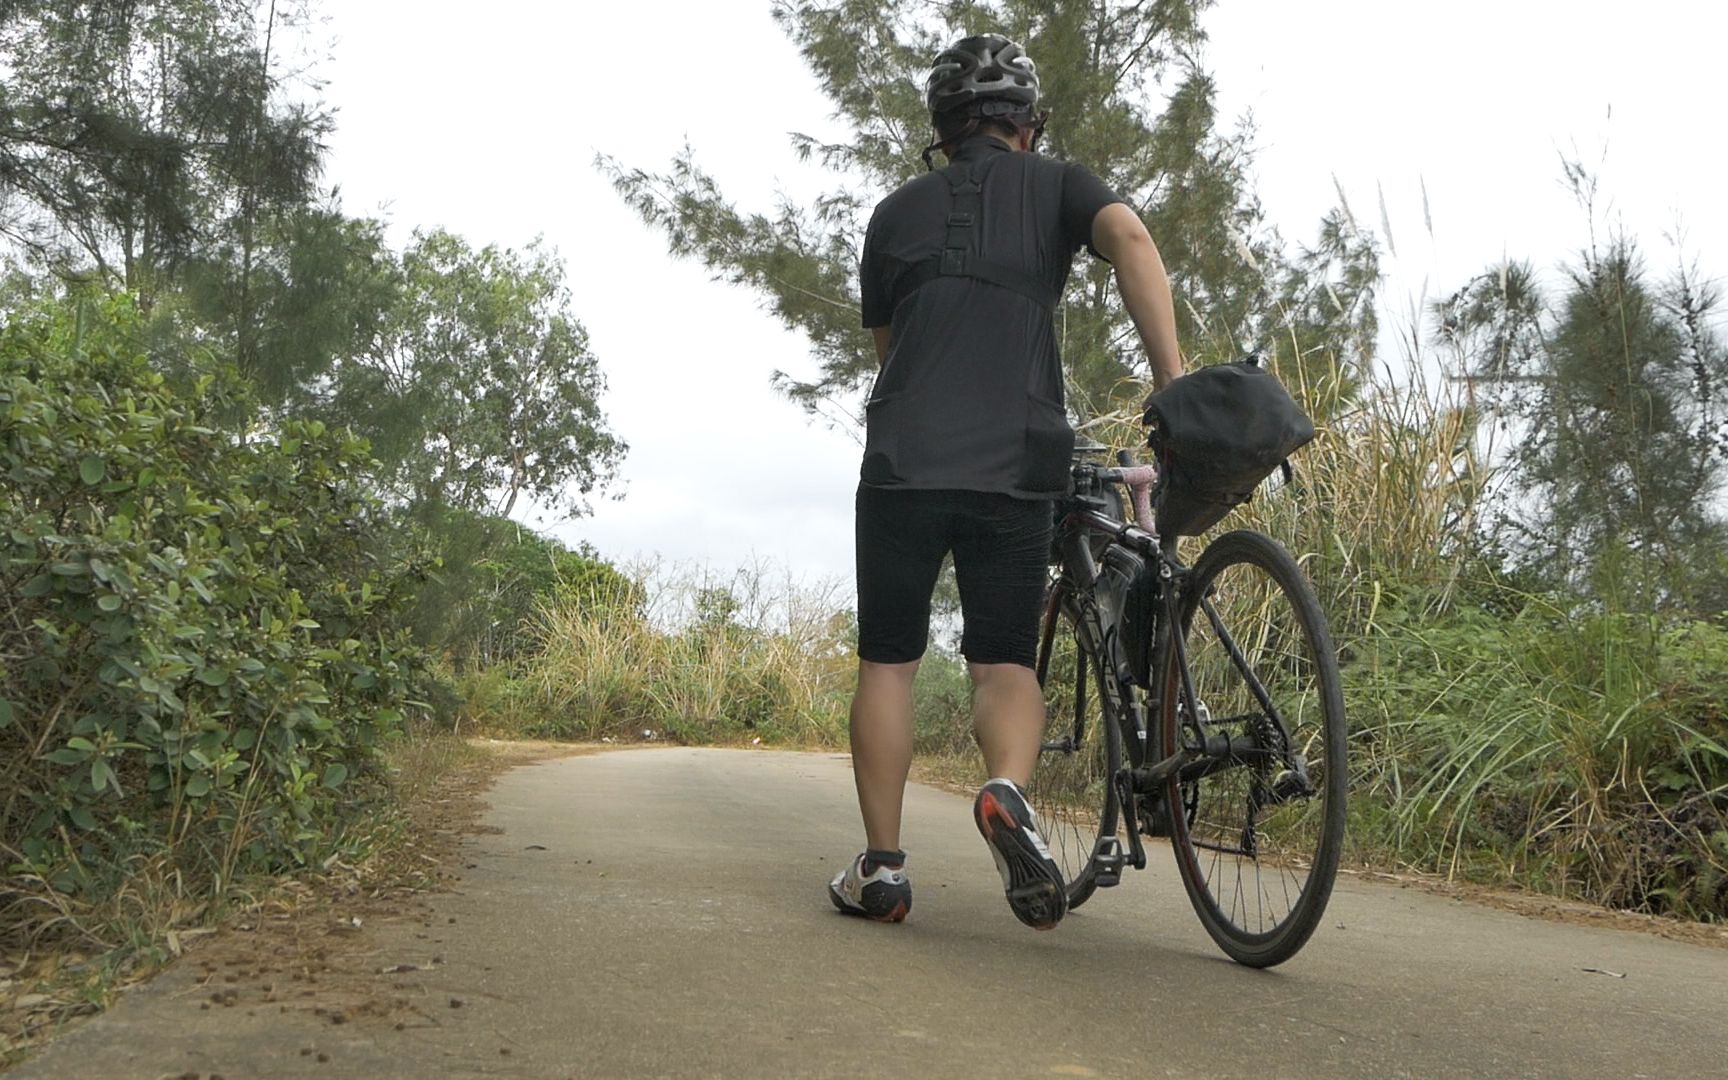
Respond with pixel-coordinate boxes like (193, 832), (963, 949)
(944, 133), (1018, 163)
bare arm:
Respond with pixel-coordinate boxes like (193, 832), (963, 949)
(1091, 203), (1183, 390)
(871, 326), (891, 368)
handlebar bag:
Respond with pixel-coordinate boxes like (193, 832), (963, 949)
(1141, 357), (1315, 536)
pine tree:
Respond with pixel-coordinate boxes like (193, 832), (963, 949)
(1436, 179), (1728, 613)
(0, 1), (330, 302)
(600, 1), (1374, 427)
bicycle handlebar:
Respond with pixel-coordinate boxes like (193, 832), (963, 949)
(1072, 451), (1159, 535)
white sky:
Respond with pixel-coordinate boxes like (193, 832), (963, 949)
(318, 1), (1726, 589)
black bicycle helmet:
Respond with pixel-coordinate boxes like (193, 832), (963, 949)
(925, 34), (1039, 116)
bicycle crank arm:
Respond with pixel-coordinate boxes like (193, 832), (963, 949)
(1111, 771), (1149, 871)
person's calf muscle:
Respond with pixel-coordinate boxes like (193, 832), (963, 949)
(969, 661), (1044, 787)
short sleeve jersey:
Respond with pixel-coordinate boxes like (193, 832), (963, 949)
(858, 136), (1124, 498)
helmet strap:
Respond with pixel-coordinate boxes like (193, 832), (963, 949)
(1021, 110), (1050, 152)
(920, 115), (983, 171)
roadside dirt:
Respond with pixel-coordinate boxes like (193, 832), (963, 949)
(139, 742), (603, 1038)
(0, 739), (601, 1072)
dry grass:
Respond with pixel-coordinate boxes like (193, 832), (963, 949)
(478, 561), (855, 747)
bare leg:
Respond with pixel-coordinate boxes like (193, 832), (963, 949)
(969, 661), (1045, 787)
(849, 659), (919, 851)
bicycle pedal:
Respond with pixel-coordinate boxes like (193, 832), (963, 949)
(1093, 838), (1124, 887)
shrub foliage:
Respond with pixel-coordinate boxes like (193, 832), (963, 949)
(0, 298), (433, 905)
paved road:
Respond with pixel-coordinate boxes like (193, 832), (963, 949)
(17, 748), (1728, 1078)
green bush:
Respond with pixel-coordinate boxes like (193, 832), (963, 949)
(402, 505), (641, 672)
(912, 649), (975, 757)
(1347, 592), (1728, 919)
(0, 296), (434, 908)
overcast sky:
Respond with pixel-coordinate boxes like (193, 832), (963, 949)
(318, 1), (1726, 591)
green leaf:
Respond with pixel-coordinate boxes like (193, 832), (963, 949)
(185, 775), (211, 798)
(68, 805), (97, 830)
(90, 758), (113, 792)
(79, 455), (106, 485)
(20, 575), (53, 597)
(45, 748), (85, 765)
(196, 666), (230, 687)
(97, 594), (122, 612)
(0, 700), (13, 729)
(321, 762), (349, 789)
(67, 737), (97, 752)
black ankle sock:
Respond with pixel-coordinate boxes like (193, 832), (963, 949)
(862, 848), (906, 874)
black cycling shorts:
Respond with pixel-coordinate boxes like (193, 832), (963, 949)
(855, 484), (1054, 668)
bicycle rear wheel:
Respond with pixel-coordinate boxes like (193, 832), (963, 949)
(1027, 584), (1120, 911)
(1160, 530), (1346, 967)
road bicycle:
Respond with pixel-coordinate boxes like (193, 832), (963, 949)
(1028, 442), (1346, 967)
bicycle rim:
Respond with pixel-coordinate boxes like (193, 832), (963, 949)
(1161, 530), (1346, 966)
(1028, 588), (1120, 910)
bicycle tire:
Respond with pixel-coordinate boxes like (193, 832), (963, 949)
(1159, 529), (1346, 967)
(1028, 585), (1121, 910)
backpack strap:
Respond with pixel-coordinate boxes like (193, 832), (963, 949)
(890, 156), (1060, 313)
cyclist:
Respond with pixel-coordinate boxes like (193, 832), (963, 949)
(828, 33), (1184, 928)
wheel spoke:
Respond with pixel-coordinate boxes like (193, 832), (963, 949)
(1161, 531), (1346, 967)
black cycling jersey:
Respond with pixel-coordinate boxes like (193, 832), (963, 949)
(858, 135), (1124, 498)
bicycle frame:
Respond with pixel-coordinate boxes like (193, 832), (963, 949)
(1035, 455), (1308, 871)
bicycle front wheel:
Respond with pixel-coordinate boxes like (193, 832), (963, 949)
(1160, 530), (1346, 967)
(1027, 584), (1121, 911)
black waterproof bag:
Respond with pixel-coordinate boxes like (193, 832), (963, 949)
(1142, 356), (1316, 537)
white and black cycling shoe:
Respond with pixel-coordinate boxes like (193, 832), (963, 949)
(974, 778), (1067, 930)
(828, 852), (912, 923)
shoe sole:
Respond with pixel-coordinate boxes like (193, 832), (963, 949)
(828, 881), (910, 923)
(975, 789), (1067, 930)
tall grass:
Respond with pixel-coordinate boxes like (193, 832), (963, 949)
(478, 561), (854, 746)
(1089, 343), (1484, 628)
(1351, 604), (1727, 915)
(1084, 341), (1727, 919)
